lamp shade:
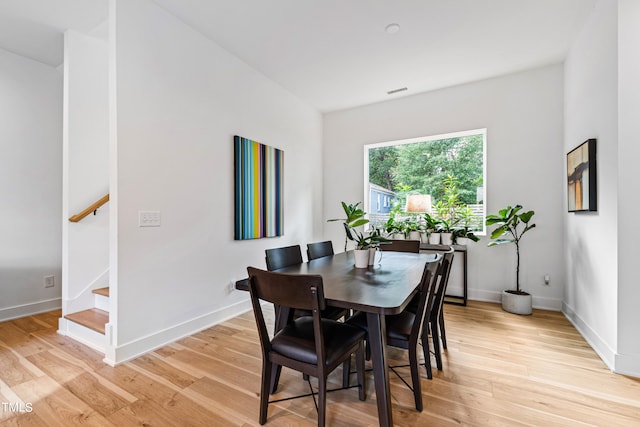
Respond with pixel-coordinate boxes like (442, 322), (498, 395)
(406, 194), (432, 213)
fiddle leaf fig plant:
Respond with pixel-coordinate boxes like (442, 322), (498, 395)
(486, 204), (536, 293)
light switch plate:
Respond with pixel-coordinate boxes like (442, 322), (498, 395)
(139, 211), (161, 227)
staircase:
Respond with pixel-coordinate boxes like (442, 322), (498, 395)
(61, 287), (110, 352)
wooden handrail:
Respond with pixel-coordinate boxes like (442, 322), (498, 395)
(69, 194), (109, 222)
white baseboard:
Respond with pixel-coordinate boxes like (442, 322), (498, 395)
(103, 298), (253, 366)
(614, 352), (640, 378)
(563, 302), (640, 378)
(0, 298), (62, 322)
(562, 302), (615, 370)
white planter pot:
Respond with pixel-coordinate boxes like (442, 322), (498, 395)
(392, 233), (405, 240)
(456, 236), (469, 245)
(354, 249), (370, 268)
(501, 290), (532, 315)
(409, 231), (421, 241)
(441, 232), (453, 245)
(420, 232), (429, 244)
(428, 232), (441, 244)
(368, 248), (380, 266)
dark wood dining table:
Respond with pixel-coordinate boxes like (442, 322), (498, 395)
(240, 250), (439, 427)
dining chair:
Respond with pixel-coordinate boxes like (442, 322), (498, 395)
(425, 249), (455, 371)
(265, 245), (347, 323)
(247, 267), (366, 426)
(344, 255), (441, 411)
(306, 241), (334, 261)
(379, 239), (421, 253)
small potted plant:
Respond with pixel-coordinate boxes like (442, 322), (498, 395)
(453, 206), (480, 245)
(384, 217), (403, 239)
(328, 202), (369, 252)
(486, 204), (536, 315)
(423, 213), (442, 244)
(437, 217), (459, 245)
(402, 218), (421, 240)
(328, 202), (388, 268)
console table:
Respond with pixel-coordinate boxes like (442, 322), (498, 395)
(420, 243), (467, 306)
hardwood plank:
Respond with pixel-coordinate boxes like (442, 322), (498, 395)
(10, 376), (114, 426)
(0, 346), (41, 387)
(1, 301), (639, 426)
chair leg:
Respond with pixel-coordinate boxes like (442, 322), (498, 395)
(420, 328), (433, 379)
(342, 356), (351, 388)
(318, 376), (327, 427)
(409, 345), (423, 412)
(269, 362), (282, 394)
(439, 311), (447, 350)
(259, 360), (272, 424)
(431, 319), (443, 370)
(356, 343), (366, 401)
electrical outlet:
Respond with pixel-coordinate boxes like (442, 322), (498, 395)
(228, 280), (236, 294)
(544, 274), (550, 285)
(44, 275), (55, 288)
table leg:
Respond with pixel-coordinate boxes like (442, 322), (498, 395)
(366, 312), (393, 427)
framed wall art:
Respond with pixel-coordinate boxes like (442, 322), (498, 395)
(567, 138), (597, 212)
(234, 135), (284, 239)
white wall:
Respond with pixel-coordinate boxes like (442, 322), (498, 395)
(564, 0), (640, 377)
(324, 65), (565, 310)
(0, 49), (63, 320)
(62, 30), (110, 315)
(563, 0), (619, 369)
(108, 0), (322, 363)
(615, 0), (640, 375)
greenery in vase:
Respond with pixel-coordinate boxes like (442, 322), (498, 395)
(328, 202), (389, 251)
(423, 213), (441, 236)
(453, 206), (480, 242)
(485, 204), (536, 293)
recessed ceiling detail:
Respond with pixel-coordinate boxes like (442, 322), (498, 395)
(385, 23), (400, 34)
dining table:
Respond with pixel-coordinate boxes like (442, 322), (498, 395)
(239, 250), (440, 427)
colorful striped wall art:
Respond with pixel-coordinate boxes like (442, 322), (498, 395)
(234, 136), (284, 240)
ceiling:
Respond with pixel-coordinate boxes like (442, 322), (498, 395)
(0, 0), (597, 112)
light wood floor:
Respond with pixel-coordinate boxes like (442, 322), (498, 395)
(1, 302), (639, 426)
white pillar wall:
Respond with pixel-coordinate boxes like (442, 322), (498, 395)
(62, 30), (110, 316)
(108, 0), (323, 363)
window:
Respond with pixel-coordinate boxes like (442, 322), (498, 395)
(364, 128), (486, 235)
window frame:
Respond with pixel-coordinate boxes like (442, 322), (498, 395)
(363, 128), (487, 235)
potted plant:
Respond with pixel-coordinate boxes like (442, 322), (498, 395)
(437, 217), (458, 245)
(402, 218), (421, 240)
(328, 202), (388, 268)
(423, 213), (442, 244)
(485, 204), (536, 315)
(453, 206), (480, 245)
(366, 227), (389, 265)
(384, 217), (403, 239)
(328, 202), (369, 252)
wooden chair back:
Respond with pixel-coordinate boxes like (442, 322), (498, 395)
(379, 239), (420, 253)
(265, 245), (303, 271)
(307, 241), (334, 261)
(430, 248), (455, 323)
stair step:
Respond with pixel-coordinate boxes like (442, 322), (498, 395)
(65, 308), (108, 334)
(92, 287), (109, 297)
